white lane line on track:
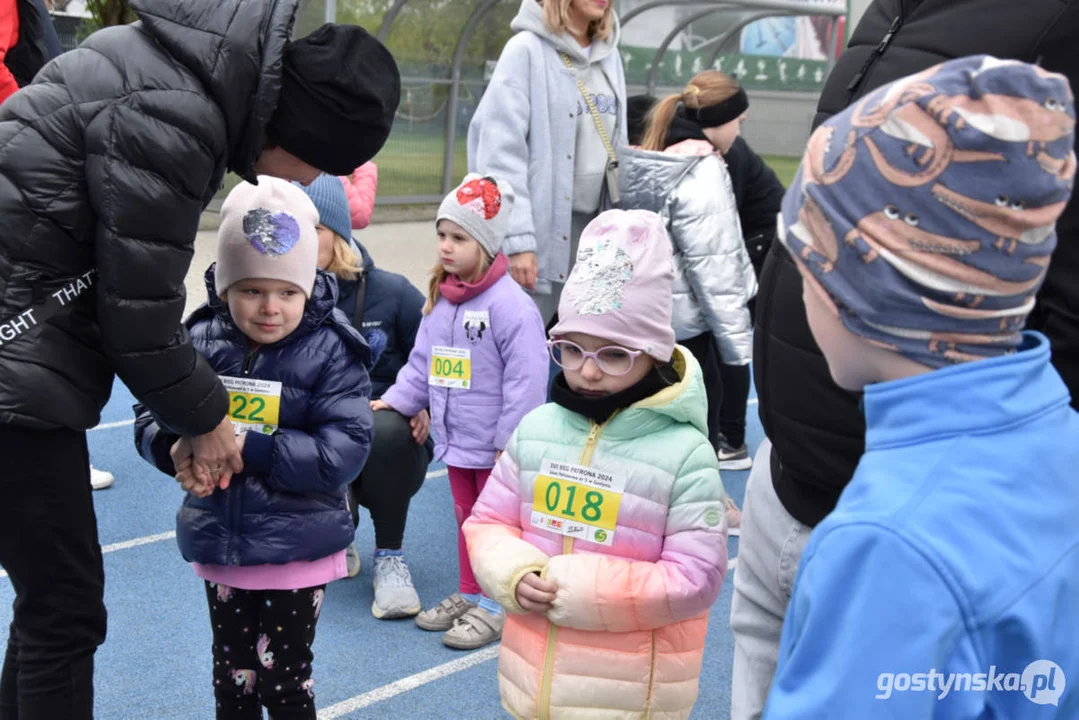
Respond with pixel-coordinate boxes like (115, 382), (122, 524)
(0, 471), (450, 580)
(0, 531), (178, 579)
(317, 645), (502, 718)
(90, 418), (135, 432)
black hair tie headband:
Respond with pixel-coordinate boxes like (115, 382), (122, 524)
(682, 87), (749, 128)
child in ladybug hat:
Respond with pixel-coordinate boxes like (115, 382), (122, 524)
(376, 173), (549, 649)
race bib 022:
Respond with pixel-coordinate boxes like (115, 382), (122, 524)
(221, 376), (282, 435)
(530, 459), (625, 546)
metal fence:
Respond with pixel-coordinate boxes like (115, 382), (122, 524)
(330, 0), (845, 204)
(50, 0), (845, 206)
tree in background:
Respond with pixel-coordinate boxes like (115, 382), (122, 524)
(85, 0), (134, 27)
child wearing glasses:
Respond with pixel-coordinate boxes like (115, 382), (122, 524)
(375, 173), (549, 650)
(463, 209), (730, 719)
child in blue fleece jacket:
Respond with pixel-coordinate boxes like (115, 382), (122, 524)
(765, 55), (1079, 719)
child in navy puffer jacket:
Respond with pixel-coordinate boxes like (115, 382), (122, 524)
(134, 177), (375, 720)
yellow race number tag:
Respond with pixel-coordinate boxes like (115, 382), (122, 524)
(428, 346), (472, 389)
(530, 460), (625, 546)
(221, 377), (282, 435)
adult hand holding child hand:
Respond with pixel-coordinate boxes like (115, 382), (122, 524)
(190, 417), (245, 488)
(171, 422), (246, 494)
(515, 572), (558, 613)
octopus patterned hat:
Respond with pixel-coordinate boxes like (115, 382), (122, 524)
(779, 55), (1075, 368)
(551, 209), (676, 362)
(216, 176), (321, 298)
(437, 173), (516, 258)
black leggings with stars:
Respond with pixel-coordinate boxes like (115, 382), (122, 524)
(204, 582), (326, 720)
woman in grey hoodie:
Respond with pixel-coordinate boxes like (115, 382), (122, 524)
(468, 0), (627, 324)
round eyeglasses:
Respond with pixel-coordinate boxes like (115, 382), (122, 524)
(547, 339), (643, 377)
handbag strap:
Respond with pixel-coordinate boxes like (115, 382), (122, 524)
(351, 270), (368, 329)
(560, 52), (618, 165)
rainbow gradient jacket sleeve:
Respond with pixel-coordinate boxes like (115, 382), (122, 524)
(467, 446), (553, 614)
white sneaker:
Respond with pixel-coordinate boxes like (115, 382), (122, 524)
(371, 553), (422, 619)
(90, 467), (114, 491)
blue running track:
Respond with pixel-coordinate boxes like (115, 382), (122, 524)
(1, 378), (763, 719)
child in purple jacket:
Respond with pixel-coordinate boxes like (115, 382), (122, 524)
(375, 173), (548, 650)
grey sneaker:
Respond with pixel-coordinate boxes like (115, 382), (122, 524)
(345, 544), (361, 578)
(442, 607), (504, 650)
(717, 439), (752, 471)
(371, 554), (422, 619)
(415, 593), (476, 632)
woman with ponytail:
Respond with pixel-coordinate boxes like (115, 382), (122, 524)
(619, 71), (757, 483)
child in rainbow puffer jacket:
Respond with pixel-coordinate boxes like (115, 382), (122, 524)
(464, 209), (730, 720)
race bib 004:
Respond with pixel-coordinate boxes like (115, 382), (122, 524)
(428, 345), (472, 389)
(221, 376), (282, 435)
(530, 459), (625, 546)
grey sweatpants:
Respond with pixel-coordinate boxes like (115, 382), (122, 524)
(729, 439), (813, 720)
(531, 211), (593, 326)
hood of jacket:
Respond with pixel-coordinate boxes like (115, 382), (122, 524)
(613, 346), (709, 438)
(510, 0), (621, 64)
(132, 0), (300, 181)
(353, 238), (375, 273)
(619, 141), (711, 212)
(194, 264), (372, 366)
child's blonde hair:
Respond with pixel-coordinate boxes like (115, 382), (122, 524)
(641, 71), (742, 152)
(425, 242), (492, 315)
(541, 0), (615, 43)
(323, 228), (364, 282)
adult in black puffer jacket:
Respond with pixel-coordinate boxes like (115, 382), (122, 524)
(733, 2), (1079, 718)
(0, 0), (400, 715)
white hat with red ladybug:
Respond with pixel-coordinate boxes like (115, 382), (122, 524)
(436, 173), (516, 257)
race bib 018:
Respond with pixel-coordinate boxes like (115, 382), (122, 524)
(429, 345), (472, 389)
(221, 376), (282, 435)
(530, 459), (625, 546)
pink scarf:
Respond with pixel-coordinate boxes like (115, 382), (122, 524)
(439, 252), (509, 305)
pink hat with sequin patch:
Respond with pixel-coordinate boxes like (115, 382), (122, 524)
(216, 176), (320, 297)
(551, 209), (676, 362)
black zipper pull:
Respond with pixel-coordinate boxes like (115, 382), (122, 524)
(847, 15), (903, 92)
(877, 16), (903, 54)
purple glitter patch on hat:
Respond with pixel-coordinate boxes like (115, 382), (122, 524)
(242, 208), (301, 257)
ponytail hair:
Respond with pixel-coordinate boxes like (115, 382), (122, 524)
(640, 71), (743, 151)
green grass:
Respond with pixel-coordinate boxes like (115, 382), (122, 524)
(213, 132), (800, 205)
(761, 155), (801, 189)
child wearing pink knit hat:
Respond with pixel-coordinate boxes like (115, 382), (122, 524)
(463, 209), (731, 720)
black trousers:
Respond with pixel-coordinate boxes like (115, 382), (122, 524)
(205, 582), (326, 720)
(680, 333), (723, 451)
(0, 425), (106, 720)
(717, 298), (757, 448)
(350, 409), (431, 550)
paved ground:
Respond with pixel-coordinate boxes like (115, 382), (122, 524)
(3, 225), (758, 719)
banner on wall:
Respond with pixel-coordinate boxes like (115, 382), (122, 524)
(616, 0), (847, 91)
(621, 46), (832, 92)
